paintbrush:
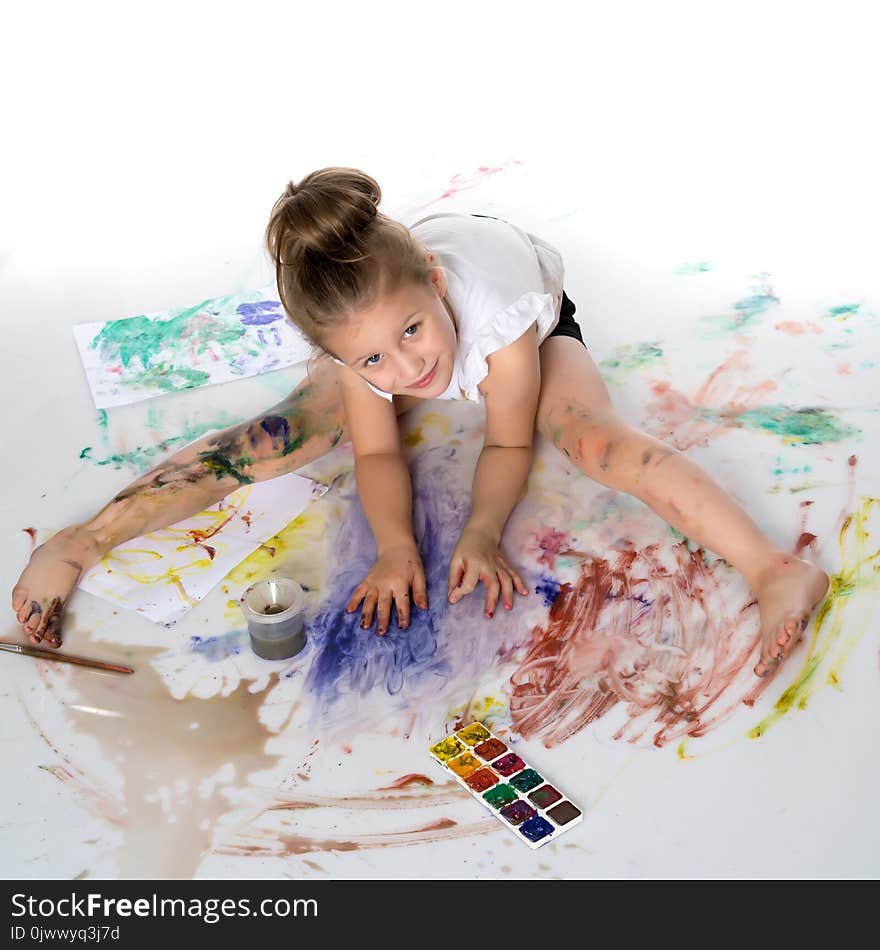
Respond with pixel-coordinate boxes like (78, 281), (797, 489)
(0, 642), (134, 674)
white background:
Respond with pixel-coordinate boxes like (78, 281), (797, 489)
(1, 1), (877, 880)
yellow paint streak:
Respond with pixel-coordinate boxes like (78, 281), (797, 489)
(748, 496), (880, 739)
(405, 411), (453, 447)
(221, 503), (335, 621)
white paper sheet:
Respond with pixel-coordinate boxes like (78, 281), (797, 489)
(78, 473), (328, 624)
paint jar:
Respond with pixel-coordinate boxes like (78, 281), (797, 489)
(240, 577), (307, 660)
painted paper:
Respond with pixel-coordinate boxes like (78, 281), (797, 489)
(73, 285), (314, 409)
(78, 473), (327, 624)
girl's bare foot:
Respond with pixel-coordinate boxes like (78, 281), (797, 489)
(11, 526), (103, 648)
(749, 552), (830, 677)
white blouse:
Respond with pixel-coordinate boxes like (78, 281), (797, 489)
(337, 212), (566, 403)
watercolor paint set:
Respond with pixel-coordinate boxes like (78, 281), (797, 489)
(429, 722), (583, 849)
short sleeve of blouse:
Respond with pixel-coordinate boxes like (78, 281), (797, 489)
(410, 214), (564, 402)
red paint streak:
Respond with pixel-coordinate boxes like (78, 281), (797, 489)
(377, 774), (435, 790)
(198, 544), (216, 560)
(411, 159), (525, 211)
(509, 540), (770, 749)
(647, 351), (780, 450)
(22, 527), (37, 551)
(794, 532), (818, 555)
(836, 362), (853, 375)
(187, 508), (237, 544)
(775, 321), (807, 335)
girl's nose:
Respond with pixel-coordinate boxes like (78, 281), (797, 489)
(397, 351), (425, 385)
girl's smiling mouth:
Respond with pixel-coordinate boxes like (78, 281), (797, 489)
(406, 360), (439, 389)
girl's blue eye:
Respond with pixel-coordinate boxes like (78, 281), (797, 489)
(365, 354), (381, 366)
(404, 323), (419, 337)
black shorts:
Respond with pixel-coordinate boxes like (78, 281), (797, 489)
(469, 214), (587, 348)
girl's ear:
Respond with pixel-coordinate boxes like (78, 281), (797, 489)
(429, 261), (447, 298)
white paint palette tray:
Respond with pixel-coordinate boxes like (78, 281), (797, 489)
(429, 722), (583, 849)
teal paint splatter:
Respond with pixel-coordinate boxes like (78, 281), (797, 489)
(96, 409), (108, 429)
(825, 303), (861, 319)
(702, 405), (860, 445)
(79, 414), (246, 475)
(674, 261), (712, 274)
(772, 455), (814, 477)
(703, 275), (780, 335)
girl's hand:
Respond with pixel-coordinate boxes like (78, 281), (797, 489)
(346, 542), (428, 636)
(447, 525), (529, 617)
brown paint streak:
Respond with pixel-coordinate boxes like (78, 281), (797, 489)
(377, 773), (435, 790)
(509, 540), (770, 748)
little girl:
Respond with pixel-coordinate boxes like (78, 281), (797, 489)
(12, 166), (829, 677)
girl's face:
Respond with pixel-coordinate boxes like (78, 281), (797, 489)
(322, 257), (457, 399)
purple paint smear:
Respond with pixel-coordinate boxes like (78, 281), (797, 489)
(237, 300), (284, 326)
(303, 445), (531, 724)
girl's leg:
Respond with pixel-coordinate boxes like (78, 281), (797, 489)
(535, 336), (830, 678)
(12, 356), (358, 648)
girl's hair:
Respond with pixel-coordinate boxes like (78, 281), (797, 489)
(264, 167), (433, 348)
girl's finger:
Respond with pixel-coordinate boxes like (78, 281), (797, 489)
(396, 588), (411, 629)
(360, 588), (379, 630)
(375, 590), (394, 636)
(450, 563), (481, 604)
(497, 570), (515, 610)
(412, 569), (429, 610)
(346, 582), (368, 613)
(447, 560), (465, 598)
(483, 572), (501, 618)
(512, 571), (529, 597)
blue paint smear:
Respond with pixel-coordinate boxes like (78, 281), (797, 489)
(304, 446), (473, 710)
(535, 574), (561, 607)
(237, 300), (284, 326)
(260, 415), (291, 448)
(190, 630), (248, 661)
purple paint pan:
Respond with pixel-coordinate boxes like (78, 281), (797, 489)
(428, 721), (584, 850)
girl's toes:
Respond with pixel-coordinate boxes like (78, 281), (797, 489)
(23, 604), (43, 636)
(12, 586), (27, 612)
(16, 600), (35, 624)
(43, 616), (61, 648)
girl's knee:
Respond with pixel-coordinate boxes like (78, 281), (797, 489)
(544, 412), (675, 488)
(538, 404), (624, 467)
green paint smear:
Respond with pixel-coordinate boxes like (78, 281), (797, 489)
(748, 497), (878, 740)
(96, 409), (108, 429)
(600, 342), (664, 374)
(89, 296), (248, 393)
(80, 414), (246, 475)
(198, 450), (253, 484)
(701, 405), (859, 445)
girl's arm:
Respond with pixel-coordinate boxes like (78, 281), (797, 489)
(338, 366), (428, 635)
(447, 324), (541, 613)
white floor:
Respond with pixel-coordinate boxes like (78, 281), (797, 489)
(1, 1), (878, 879)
